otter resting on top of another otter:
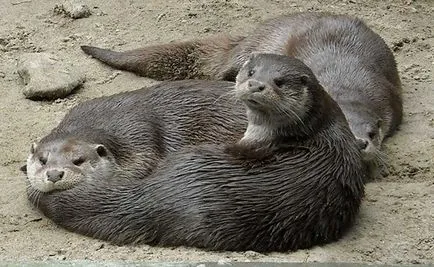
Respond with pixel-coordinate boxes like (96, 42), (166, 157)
(27, 54), (366, 252)
(81, 12), (403, 167)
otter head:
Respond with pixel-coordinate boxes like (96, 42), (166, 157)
(235, 53), (319, 142)
(26, 138), (114, 192)
(340, 104), (384, 161)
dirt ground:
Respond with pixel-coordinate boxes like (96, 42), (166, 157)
(0, 0), (433, 264)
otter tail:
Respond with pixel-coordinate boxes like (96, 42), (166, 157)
(81, 45), (128, 70)
(81, 34), (244, 81)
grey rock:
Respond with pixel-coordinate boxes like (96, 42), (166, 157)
(17, 53), (85, 100)
(54, 1), (92, 19)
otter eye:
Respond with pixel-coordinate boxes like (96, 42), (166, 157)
(368, 131), (377, 140)
(274, 78), (285, 87)
(247, 69), (255, 77)
(96, 145), (108, 157)
(39, 157), (47, 165)
(73, 158), (85, 166)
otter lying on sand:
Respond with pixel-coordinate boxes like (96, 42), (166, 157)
(27, 54), (366, 252)
(81, 12), (403, 165)
(25, 80), (246, 192)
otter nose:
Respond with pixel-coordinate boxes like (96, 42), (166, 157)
(247, 80), (266, 93)
(356, 138), (369, 150)
(46, 170), (65, 183)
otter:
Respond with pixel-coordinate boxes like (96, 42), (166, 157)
(81, 12), (403, 163)
(25, 80), (247, 192)
(27, 54), (366, 252)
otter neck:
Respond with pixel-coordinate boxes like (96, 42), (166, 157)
(240, 109), (307, 145)
(240, 87), (337, 145)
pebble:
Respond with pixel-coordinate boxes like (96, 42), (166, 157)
(17, 52), (85, 100)
(54, 0), (92, 19)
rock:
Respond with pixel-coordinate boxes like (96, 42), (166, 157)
(54, 1), (92, 19)
(17, 52), (85, 100)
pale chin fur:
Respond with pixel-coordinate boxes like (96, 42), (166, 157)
(361, 142), (377, 161)
(241, 123), (274, 144)
(26, 154), (54, 193)
(360, 128), (384, 162)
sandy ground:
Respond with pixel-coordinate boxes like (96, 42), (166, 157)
(0, 0), (433, 264)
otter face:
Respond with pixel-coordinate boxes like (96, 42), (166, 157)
(26, 139), (114, 192)
(235, 53), (315, 125)
(344, 110), (384, 161)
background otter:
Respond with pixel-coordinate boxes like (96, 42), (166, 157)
(81, 12), (403, 164)
(25, 80), (247, 192)
(27, 54), (366, 252)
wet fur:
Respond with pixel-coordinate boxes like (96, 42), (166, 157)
(28, 55), (366, 252)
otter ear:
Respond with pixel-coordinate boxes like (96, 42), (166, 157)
(30, 142), (37, 154)
(300, 74), (310, 86)
(95, 145), (108, 157)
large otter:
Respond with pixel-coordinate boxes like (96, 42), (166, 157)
(81, 12), (403, 163)
(27, 54), (366, 252)
(25, 80), (247, 192)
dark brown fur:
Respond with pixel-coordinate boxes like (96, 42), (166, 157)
(81, 12), (402, 163)
(27, 54), (366, 252)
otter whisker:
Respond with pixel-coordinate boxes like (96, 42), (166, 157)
(26, 186), (41, 209)
(374, 149), (389, 169)
(212, 89), (237, 105)
(0, 175), (28, 179)
(276, 103), (305, 128)
(35, 191), (42, 209)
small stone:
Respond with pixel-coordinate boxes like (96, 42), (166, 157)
(0, 72), (5, 78)
(17, 52), (85, 100)
(156, 13), (166, 22)
(244, 250), (261, 257)
(54, 1), (92, 19)
(61, 37), (71, 42)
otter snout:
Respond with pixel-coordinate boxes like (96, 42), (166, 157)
(247, 80), (266, 93)
(46, 169), (65, 183)
(356, 137), (377, 161)
(356, 138), (369, 150)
